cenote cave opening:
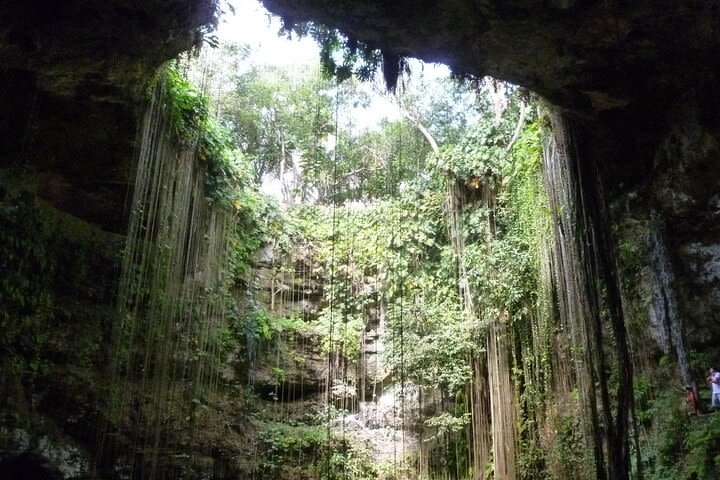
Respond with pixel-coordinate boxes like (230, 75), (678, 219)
(2, 0), (720, 479)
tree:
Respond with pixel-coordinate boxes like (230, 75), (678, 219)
(218, 57), (335, 201)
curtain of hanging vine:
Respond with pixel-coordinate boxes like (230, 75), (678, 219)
(99, 70), (235, 479)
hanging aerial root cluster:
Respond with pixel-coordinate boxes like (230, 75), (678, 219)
(451, 109), (634, 480)
(99, 72), (236, 477)
(542, 111), (637, 480)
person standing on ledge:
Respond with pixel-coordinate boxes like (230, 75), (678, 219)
(707, 367), (720, 411)
(685, 385), (698, 415)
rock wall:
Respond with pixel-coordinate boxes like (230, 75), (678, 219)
(261, 0), (720, 118)
(247, 243), (389, 401)
(0, 2), (221, 475)
(0, 0), (217, 230)
(0, 170), (123, 477)
(613, 94), (720, 376)
(246, 242), (427, 471)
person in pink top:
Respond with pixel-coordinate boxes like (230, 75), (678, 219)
(685, 385), (698, 415)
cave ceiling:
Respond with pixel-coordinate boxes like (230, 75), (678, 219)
(261, 0), (720, 116)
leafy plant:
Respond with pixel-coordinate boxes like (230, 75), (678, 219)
(161, 66), (247, 207)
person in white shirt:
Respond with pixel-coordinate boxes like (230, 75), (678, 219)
(707, 367), (720, 410)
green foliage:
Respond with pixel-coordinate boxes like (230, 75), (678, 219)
(260, 419), (326, 463)
(684, 414), (720, 479)
(285, 183), (459, 374)
(637, 387), (720, 480)
(0, 191), (50, 326)
(516, 429), (552, 480)
(290, 23), (382, 83)
(435, 122), (510, 182)
(233, 82), (551, 480)
(432, 89), (525, 182)
(217, 60), (336, 193)
(212, 49), (488, 204)
(228, 187), (269, 278)
(548, 410), (595, 479)
(313, 442), (378, 480)
(634, 375), (655, 424)
(163, 68), (211, 145)
(654, 391), (689, 468)
(162, 67), (246, 207)
(212, 53), (560, 479)
(402, 75), (487, 146)
(424, 412), (471, 440)
(330, 119), (433, 203)
(258, 417), (377, 479)
(313, 307), (365, 360)
(385, 295), (473, 394)
(432, 99), (546, 329)
(250, 308), (308, 345)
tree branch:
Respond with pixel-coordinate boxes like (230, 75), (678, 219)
(504, 101), (528, 152)
(398, 108), (439, 155)
(374, 85), (440, 155)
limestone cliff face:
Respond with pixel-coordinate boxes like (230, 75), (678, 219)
(0, 180), (124, 476)
(614, 97), (720, 360)
(0, 2), (220, 473)
(246, 243), (389, 402)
